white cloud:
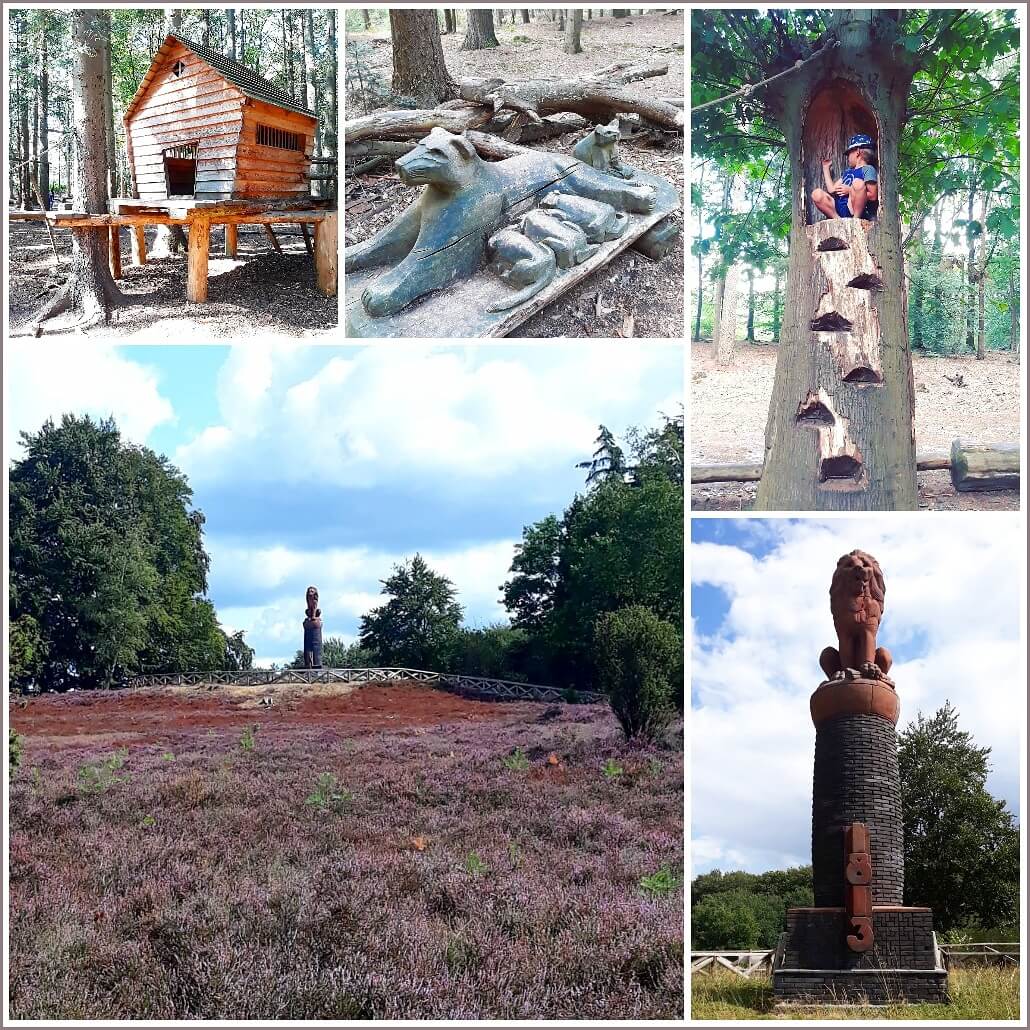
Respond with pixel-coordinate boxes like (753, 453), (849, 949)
(691, 516), (1024, 874)
(4, 343), (174, 457)
(175, 344), (681, 488)
(208, 536), (519, 663)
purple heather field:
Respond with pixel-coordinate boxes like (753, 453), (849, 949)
(8, 691), (684, 1020)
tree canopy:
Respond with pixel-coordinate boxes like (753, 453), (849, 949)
(9, 414), (249, 690)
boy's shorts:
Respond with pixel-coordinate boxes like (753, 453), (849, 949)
(835, 193), (855, 218)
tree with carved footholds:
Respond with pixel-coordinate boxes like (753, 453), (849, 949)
(692, 8), (1019, 511)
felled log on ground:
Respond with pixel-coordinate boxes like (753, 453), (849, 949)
(344, 61), (682, 148)
(950, 439), (1020, 492)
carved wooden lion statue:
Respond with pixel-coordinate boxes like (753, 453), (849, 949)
(819, 550), (893, 681)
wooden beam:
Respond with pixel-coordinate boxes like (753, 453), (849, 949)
(187, 215), (210, 303)
(130, 225), (146, 266)
(263, 224), (283, 254)
(300, 222), (313, 256)
(108, 225), (122, 279)
(224, 222), (238, 258)
(314, 213), (338, 296)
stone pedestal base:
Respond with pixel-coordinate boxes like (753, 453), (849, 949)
(772, 907), (948, 1005)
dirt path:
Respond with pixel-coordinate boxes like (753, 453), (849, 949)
(344, 12), (684, 338)
(691, 342), (1021, 463)
(7, 222), (336, 341)
(9, 681), (551, 748)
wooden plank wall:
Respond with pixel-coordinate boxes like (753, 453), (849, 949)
(237, 99), (316, 199)
(127, 42), (244, 201)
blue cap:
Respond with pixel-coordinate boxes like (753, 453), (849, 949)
(846, 133), (874, 153)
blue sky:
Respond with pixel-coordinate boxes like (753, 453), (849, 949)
(691, 516), (1024, 876)
(7, 343), (683, 666)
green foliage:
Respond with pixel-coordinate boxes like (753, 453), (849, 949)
(9, 729), (23, 776)
(9, 415), (250, 690)
(692, 890), (790, 950)
(464, 852), (488, 876)
(639, 865), (682, 899)
(359, 554), (464, 670)
(602, 758), (624, 780)
(502, 747), (530, 772)
(595, 606), (681, 742)
(899, 702), (1020, 931)
(78, 748), (129, 795)
(304, 772), (352, 813)
(238, 725), (257, 753)
(504, 415), (684, 693)
(452, 624), (529, 681)
(9, 615), (46, 689)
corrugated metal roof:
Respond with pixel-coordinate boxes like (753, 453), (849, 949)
(125, 33), (317, 124)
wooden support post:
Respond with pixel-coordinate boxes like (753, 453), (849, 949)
(301, 222), (313, 256)
(187, 215), (210, 303)
(224, 222), (238, 258)
(108, 225), (122, 279)
(314, 213), (338, 297)
(263, 224), (283, 255)
(130, 225), (146, 266)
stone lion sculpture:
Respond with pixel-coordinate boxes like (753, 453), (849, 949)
(819, 550), (893, 681)
(346, 127), (657, 318)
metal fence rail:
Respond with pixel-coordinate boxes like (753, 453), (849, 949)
(691, 942), (1020, 977)
(123, 666), (604, 705)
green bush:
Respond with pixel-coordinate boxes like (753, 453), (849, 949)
(9, 728), (23, 776)
(595, 606), (681, 741)
(692, 889), (787, 950)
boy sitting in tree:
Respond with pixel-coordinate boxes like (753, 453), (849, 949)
(811, 133), (879, 221)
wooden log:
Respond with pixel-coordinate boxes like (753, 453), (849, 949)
(314, 213), (338, 296)
(691, 463), (764, 484)
(345, 105), (495, 144)
(108, 225), (122, 279)
(187, 215), (210, 303)
(632, 217), (680, 260)
(263, 224), (283, 254)
(130, 225), (147, 266)
(950, 439), (1020, 492)
(224, 222), (238, 258)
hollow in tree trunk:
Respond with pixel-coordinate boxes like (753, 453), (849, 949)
(755, 10), (919, 511)
(34, 9), (123, 331)
(390, 10), (457, 104)
(462, 9), (499, 50)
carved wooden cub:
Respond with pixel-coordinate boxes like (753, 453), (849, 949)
(519, 210), (599, 269)
(572, 118), (634, 180)
(485, 228), (556, 311)
(346, 128), (656, 317)
(540, 191), (628, 242)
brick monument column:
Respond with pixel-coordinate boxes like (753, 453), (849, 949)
(772, 550), (948, 1005)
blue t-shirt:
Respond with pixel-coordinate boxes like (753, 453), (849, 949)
(837, 164), (878, 219)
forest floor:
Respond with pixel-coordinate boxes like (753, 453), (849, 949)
(344, 12), (684, 339)
(691, 342), (1021, 511)
(9, 681), (683, 1020)
(692, 967), (1019, 1020)
(6, 222), (337, 341)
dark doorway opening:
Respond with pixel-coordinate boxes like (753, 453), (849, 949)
(164, 142), (199, 198)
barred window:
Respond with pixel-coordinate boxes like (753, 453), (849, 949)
(257, 124), (302, 151)
(172, 59), (186, 77)
(164, 143), (198, 160)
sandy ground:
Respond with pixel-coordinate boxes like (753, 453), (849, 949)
(9, 681), (553, 748)
(691, 342), (1021, 461)
(6, 222), (337, 341)
(344, 12), (684, 338)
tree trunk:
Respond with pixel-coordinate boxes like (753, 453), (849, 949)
(102, 11), (116, 198)
(772, 267), (782, 342)
(35, 10), (123, 329)
(39, 21), (50, 208)
(521, 10), (531, 23)
(709, 172), (732, 344)
(362, 9), (372, 30)
(326, 10), (338, 180)
(746, 268), (755, 341)
(563, 9), (583, 53)
(693, 246), (703, 341)
(443, 9), (454, 34)
(18, 13), (30, 208)
(557, 11), (566, 31)
(613, 10), (630, 18)
(304, 11), (321, 196)
(1008, 265), (1019, 356)
(715, 264), (739, 365)
(965, 169), (976, 352)
(390, 10), (456, 104)
(755, 11), (919, 510)
(228, 7), (237, 60)
(976, 267), (986, 361)
(151, 8), (188, 256)
(463, 9), (500, 50)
